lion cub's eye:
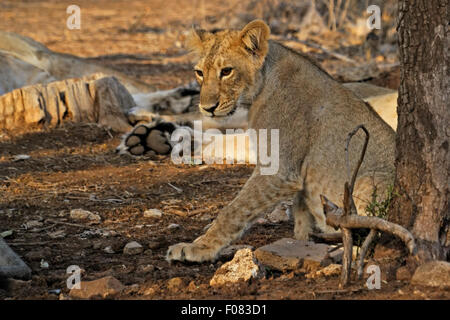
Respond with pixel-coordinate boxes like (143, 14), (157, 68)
(220, 67), (233, 78)
(195, 70), (203, 77)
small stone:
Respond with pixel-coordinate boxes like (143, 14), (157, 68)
(40, 259), (49, 269)
(147, 241), (161, 250)
(137, 264), (155, 274)
(104, 246), (115, 254)
(0, 230), (13, 238)
(141, 286), (157, 296)
(210, 248), (265, 286)
(167, 223), (180, 230)
(48, 230), (66, 239)
(22, 220), (43, 230)
(167, 277), (186, 292)
(254, 238), (331, 272)
(13, 154), (30, 162)
(255, 218), (269, 225)
(306, 264), (342, 279)
(396, 266), (412, 281)
(411, 260), (450, 288)
(123, 241), (143, 255)
(70, 209), (101, 222)
(69, 276), (124, 299)
(143, 209), (163, 218)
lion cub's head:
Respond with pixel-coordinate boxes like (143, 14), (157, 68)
(186, 20), (270, 117)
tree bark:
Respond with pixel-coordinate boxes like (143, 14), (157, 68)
(389, 0), (449, 261)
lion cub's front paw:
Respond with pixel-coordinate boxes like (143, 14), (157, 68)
(166, 242), (218, 263)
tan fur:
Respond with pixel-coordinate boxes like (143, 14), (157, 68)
(165, 20), (396, 262)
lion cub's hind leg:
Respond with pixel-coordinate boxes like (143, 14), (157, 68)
(293, 191), (314, 240)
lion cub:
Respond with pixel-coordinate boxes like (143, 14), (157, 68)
(163, 20), (396, 262)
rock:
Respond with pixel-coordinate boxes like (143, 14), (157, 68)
(69, 276), (125, 299)
(217, 245), (255, 261)
(70, 209), (101, 222)
(306, 264), (342, 279)
(167, 223), (180, 230)
(147, 241), (161, 250)
(255, 218), (269, 225)
(143, 209), (163, 218)
(123, 241), (143, 255)
(167, 277), (186, 292)
(48, 230), (66, 239)
(22, 220), (43, 230)
(104, 246), (115, 254)
(13, 154), (31, 162)
(0, 230), (13, 238)
(254, 238), (331, 272)
(40, 259), (49, 269)
(396, 266), (412, 281)
(411, 261), (450, 288)
(210, 248), (265, 286)
(137, 264), (155, 274)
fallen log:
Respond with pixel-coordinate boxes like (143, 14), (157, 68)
(0, 73), (134, 132)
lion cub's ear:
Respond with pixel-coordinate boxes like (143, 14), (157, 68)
(239, 20), (270, 62)
(186, 28), (209, 58)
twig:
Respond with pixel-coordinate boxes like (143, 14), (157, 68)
(357, 229), (377, 278)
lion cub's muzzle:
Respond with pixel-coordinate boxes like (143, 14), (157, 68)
(199, 102), (236, 117)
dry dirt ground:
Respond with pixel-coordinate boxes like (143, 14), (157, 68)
(0, 0), (447, 300)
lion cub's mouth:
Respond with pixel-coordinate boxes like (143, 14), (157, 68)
(203, 102), (236, 118)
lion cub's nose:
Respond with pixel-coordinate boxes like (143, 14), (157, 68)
(201, 102), (219, 115)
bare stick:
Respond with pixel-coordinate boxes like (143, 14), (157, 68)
(340, 228), (353, 288)
(357, 229), (377, 279)
(325, 212), (416, 255)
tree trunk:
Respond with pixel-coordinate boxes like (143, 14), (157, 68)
(389, 0), (449, 262)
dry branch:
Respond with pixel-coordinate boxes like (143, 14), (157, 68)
(321, 125), (417, 288)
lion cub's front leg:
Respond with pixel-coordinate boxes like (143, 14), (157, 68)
(166, 173), (297, 263)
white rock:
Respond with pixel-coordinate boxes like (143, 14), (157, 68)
(13, 154), (30, 162)
(40, 259), (49, 269)
(123, 241), (143, 255)
(104, 246), (115, 254)
(143, 209), (163, 218)
(210, 248), (265, 286)
(167, 223), (180, 230)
